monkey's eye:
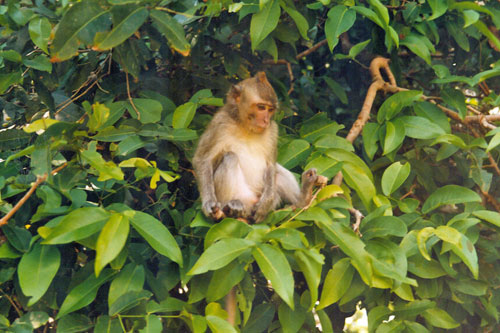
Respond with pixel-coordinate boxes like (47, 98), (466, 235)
(257, 104), (267, 111)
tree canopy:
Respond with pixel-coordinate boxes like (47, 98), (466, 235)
(1, 0), (500, 331)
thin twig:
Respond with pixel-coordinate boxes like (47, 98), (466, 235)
(0, 288), (22, 316)
(126, 72), (140, 120)
(0, 163), (67, 227)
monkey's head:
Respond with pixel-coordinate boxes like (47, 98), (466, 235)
(228, 72), (278, 134)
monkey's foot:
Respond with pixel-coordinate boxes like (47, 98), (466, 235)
(315, 175), (328, 187)
(223, 200), (245, 218)
(203, 200), (224, 220)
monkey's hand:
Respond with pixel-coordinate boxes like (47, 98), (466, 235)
(202, 200), (224, 220)
(252, 198), (274, 223)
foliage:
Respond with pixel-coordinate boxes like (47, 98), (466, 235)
(1, 0), (500, 331)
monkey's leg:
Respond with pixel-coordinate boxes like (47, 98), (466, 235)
(214, 152), (257, 218)
(276, 165), (321, 207)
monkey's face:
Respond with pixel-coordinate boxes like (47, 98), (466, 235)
(241, 93), (276, 134)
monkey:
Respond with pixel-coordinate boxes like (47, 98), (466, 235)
(193, 72), (325, 223)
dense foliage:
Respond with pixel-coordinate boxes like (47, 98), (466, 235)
(1, 0), (500, 331)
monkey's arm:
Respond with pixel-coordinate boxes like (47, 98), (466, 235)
(196, 162), (224, 219)
(252, 165), (277, 222)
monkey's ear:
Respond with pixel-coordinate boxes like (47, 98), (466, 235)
(256, 72), (269, 83)
(227, 84), (242, 104)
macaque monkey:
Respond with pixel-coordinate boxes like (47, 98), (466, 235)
(193, 72), (325, 223)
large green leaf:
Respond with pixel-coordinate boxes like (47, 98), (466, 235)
(278, 302), (306, 333)
(80, 141), (124, 181)
(128, 98), (163, 124)
(172, 102), (197, 129)
(428, 0), (448, 20)
(150, 10), (191, 56)
(206, 261), (246, 302)
(109, 290), (152, 316)
(383, 118), (406, 155)
(360, 216), (408, 240)
(95, 213), (129, 276)
(472, 210), (500, 228)
(108, 264), (145, 307)
(188, 238), (255, 275)
(441, 87), (467, 119)
(94, 5), (148, 50)
(421, 185), (481, 213)
(127, 210), (182, 266)
(317, 258), (354, 310)
(51, 0), (111, 61)
(250, 0), (280, 50)
(422, 308), (459, 329)
(280, 1), (309, 40)
(206, 315), (237, 333)
(18, 243), (60, 306)
(29, 16), (51, 54)
(315, 219), (373, 285)
(41, 207), (111, 244)
(277, 139), (311, 169)
(435, 226), (478, 279)
(377, 90), (422, 123)
(57, 269), (115, 319)
(401, 116), (446, 140)
(295, 249), (323, 310)
(325, 5), (356, 51)
(252, 244), (294, 309)
(381, 162), (411, 196)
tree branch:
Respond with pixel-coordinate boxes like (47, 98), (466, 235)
(0, 163), (67, 227)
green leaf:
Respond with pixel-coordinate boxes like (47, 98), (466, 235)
(422, 308), (459, 329)
(277, 139), (310, 169)
(206, 261), (246, 302)
(80, 141), (124, 181)
(280, 1), (309, 40)
(57, 314), (93, 333)
(377, 90), (422, 122)
(367, 0), (389, 25)
(295, 249), (323, 310)
(128, 98), (163, 124)
(278, 302), (306, 333)
(360, 216), (408, 240)
(431, 134), (467, 149)
(400, 34), (431, 64)
(325, 6), (356, 51)
(381, 162), (411, 196)
(250, 0), (280, 50)
(486, 132), (500, 152)
(172, 102), (197, 129)
(189, 238), (255, 275)
(108, 263), (145, 307)
(94, 5), (148, 50)
(204, 218), (252, 249)
(299, 113), (343, 142)
(127, 210), (183, 266)
(472, 210), (500, 228)
(95, 316), (122, 333)
(434, 226), (478, 279)
(95, 214), (129, 277)
(362, 122), (379, 160)
(252, 244), (294, 309)
(474, 20), (500, 52)
(0, 50), (21, 62)
(109, 290), (152, 316)
(304, 156), (342, 179)
(206, 315), (237, 333)
(242, 304), (275, 333)
(317, 258), (354, 310)
(462, 10), (479, 28)
(18, 243), (60, 306)
(50, 0), (111, 62)
(23, 55), (52, 72)
(383, 119), (406, 155)
(315, 219), (373, 285)
(342, 162), (376, 210)
(441, 87), (466, 119)
(0, 71), (22, 94)
(421, 185), (481, 214)
(139, 315), (163, 333)
(400, 116), (446, 139)
(57, 269), (115, 319)
(427, 0), (448, 20)
(150, 10), (191, 56)
(324, 77), (348, 104)
(29, 17), (51, 54)
(348, 39), (371, 59)
(41, 207), (111, 244)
